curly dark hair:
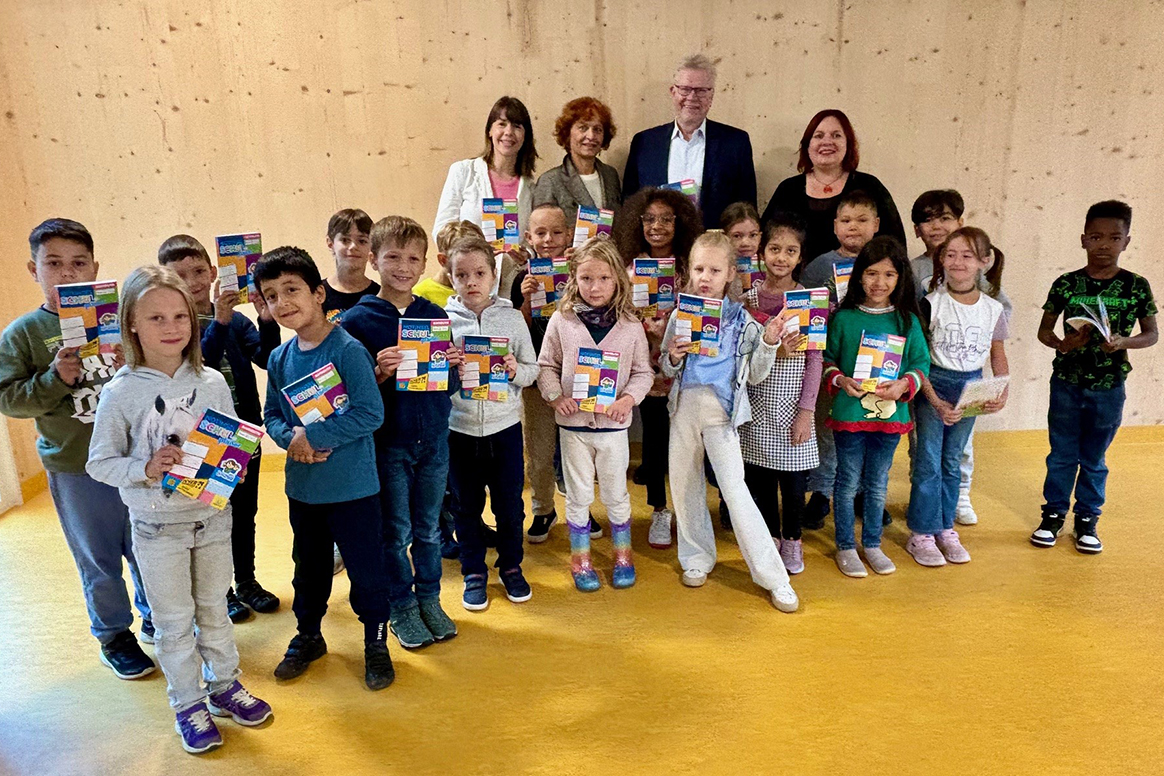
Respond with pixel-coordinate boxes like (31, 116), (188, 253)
(612, 187), (703, 278)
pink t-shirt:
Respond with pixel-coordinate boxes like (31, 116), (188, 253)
(488, 169), (520, 200)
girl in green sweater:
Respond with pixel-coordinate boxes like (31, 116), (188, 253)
(822, 236), (930, 578)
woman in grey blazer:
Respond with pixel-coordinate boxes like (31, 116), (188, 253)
(533, 97), (623, 234)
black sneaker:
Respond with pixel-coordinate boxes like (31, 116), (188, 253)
(1030, 511), (1066, 548)
(527, 511), (558, 544)
(1074, 514), (1103, 554)
(803, 492), (830, 530)
(440, 538), (462, 560)
(588, 514), (603, 539)
(100, 630), (156, 680)
(500, 567), (533, 603)
(236, 580), (280, 614)
(632, 465), (647, 486)
(226, 588), (252, 623)
(274, 633), (327, 680)
(364, 640), (396, 691)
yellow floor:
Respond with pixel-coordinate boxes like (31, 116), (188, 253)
(1, 429), (1163, 776)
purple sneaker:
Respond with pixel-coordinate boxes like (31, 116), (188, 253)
(208, 681), (273, 726)
(174, 702), (223, 754)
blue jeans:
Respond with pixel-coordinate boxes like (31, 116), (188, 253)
(448, 423), (526, 577)
(47, 471), (150, 644)
(907, 366), (981, 535)
(833, 430), (901, 550)
(1042, 377), (1125, 517)
(131, 511), (239, 711)
(378, 434), (449, 612)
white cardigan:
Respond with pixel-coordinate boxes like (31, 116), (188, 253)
(433, 156), (534, 238)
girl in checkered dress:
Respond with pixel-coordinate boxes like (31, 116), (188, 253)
(740, 213), (821, 574)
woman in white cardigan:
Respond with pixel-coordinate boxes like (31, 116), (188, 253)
(434, 96), (538, 299)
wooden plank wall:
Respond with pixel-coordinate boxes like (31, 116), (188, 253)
(1, 0), (1161, 481)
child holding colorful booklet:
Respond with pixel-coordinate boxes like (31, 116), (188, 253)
(255, 247), (397, 692)
(822, 237), (929, 578)
(537, 237), (653, 592)
(906, 227), (1009, 568)
(87, 266), (271, 754)
(740, 213), (822, 574)
(661, 232), (800, 613)
(341, 216), (462, 650)
(445, 237), (539, 610)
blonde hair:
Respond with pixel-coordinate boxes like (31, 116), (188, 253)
(446, 236), (496, 276)
(558, 237), (637, 321)
(119, 265), (203, 371)
(686, 231), (736, 292)
(371, 215), (428, 256)
(436, 219), (486, 254)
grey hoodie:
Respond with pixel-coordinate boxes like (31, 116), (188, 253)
(446, 295), (539, 438)
(87, 362), (235, 521)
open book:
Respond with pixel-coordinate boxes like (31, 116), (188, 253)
(954, 375), (1010, 417)
(1065, 296), (1111, 342)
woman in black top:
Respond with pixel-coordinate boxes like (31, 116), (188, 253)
(760, 109), (906, 261)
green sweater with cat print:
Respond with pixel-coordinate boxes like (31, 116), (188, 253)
(822, 306), (930, 434)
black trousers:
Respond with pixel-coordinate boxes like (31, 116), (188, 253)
(743, 464), (807, 541)
(639, 395), (670, 509)
(230, 449), (260, 584)
(289, 494), (391, 640)
(448, 424), (526, 577)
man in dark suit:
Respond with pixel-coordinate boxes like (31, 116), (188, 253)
(622, 54), (757, 230)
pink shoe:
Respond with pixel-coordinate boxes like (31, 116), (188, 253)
(936, 529), (971, 563)
(905, 533), (947, 567)
(779, 538), (804, 574)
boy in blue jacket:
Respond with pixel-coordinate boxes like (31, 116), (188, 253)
(256, 246), (396, 690)
(342, 216), (461, 650)
(160, 235), (281, 621)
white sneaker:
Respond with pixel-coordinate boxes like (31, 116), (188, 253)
(332, 544), (345, 575)
(955, 488), (978, 525)
(770, 583), (799, 613)
(648, 509), (673, 549)
(681, 569), (707, 587)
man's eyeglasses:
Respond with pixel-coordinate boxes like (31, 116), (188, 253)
(672, 85), (714, 98)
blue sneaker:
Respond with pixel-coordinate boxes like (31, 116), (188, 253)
(208, 680), (273, 726)
(175, 702), (222, 754)
(612, 563), (636, 589)
(139, 620), (155, 645)
(462, 573), (488, 611)
(500, 568), (532, 603)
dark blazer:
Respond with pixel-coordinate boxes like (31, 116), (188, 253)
(622, 119), (757, 229)
(533, 155), (622, 233)
(760, 171), (906, 262)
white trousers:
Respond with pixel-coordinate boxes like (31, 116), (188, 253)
(670, 386), (790, 591)
(560, 428), (631, 528)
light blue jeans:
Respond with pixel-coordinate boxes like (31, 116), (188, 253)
(907, 366), (981, 534)
(47, 471), (150, 644)
(131, 509), (240, 711)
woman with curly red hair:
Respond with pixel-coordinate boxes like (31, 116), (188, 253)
(533, 97), (623, 234)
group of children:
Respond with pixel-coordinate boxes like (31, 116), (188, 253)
(0, 186), (1156, 754)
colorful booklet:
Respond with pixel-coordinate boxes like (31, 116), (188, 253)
(573, 206), (615, 248)
(955, 375), (1010, 417)
(784, 287), (830, 351)
(853, 331), (907, 391)
(1066, 296), (1112, 342)
(215, 232), (263, 304)
(736, 255), (766, 293)
(481, 198), (520, 252)
(833, 260), (854, 303)
(396, 318), (452, 391)
(528, 257), (570, 318)
(161, 408), (263, 510)
(675, 294), (723, 357)
(571, 347), (619, 413)
(57, 280), (121, 358)
(461, 335), (509, 402)
(631, 258), (677, 319)
(663, 178), (699, 204)
(282, 362), (350, 425)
